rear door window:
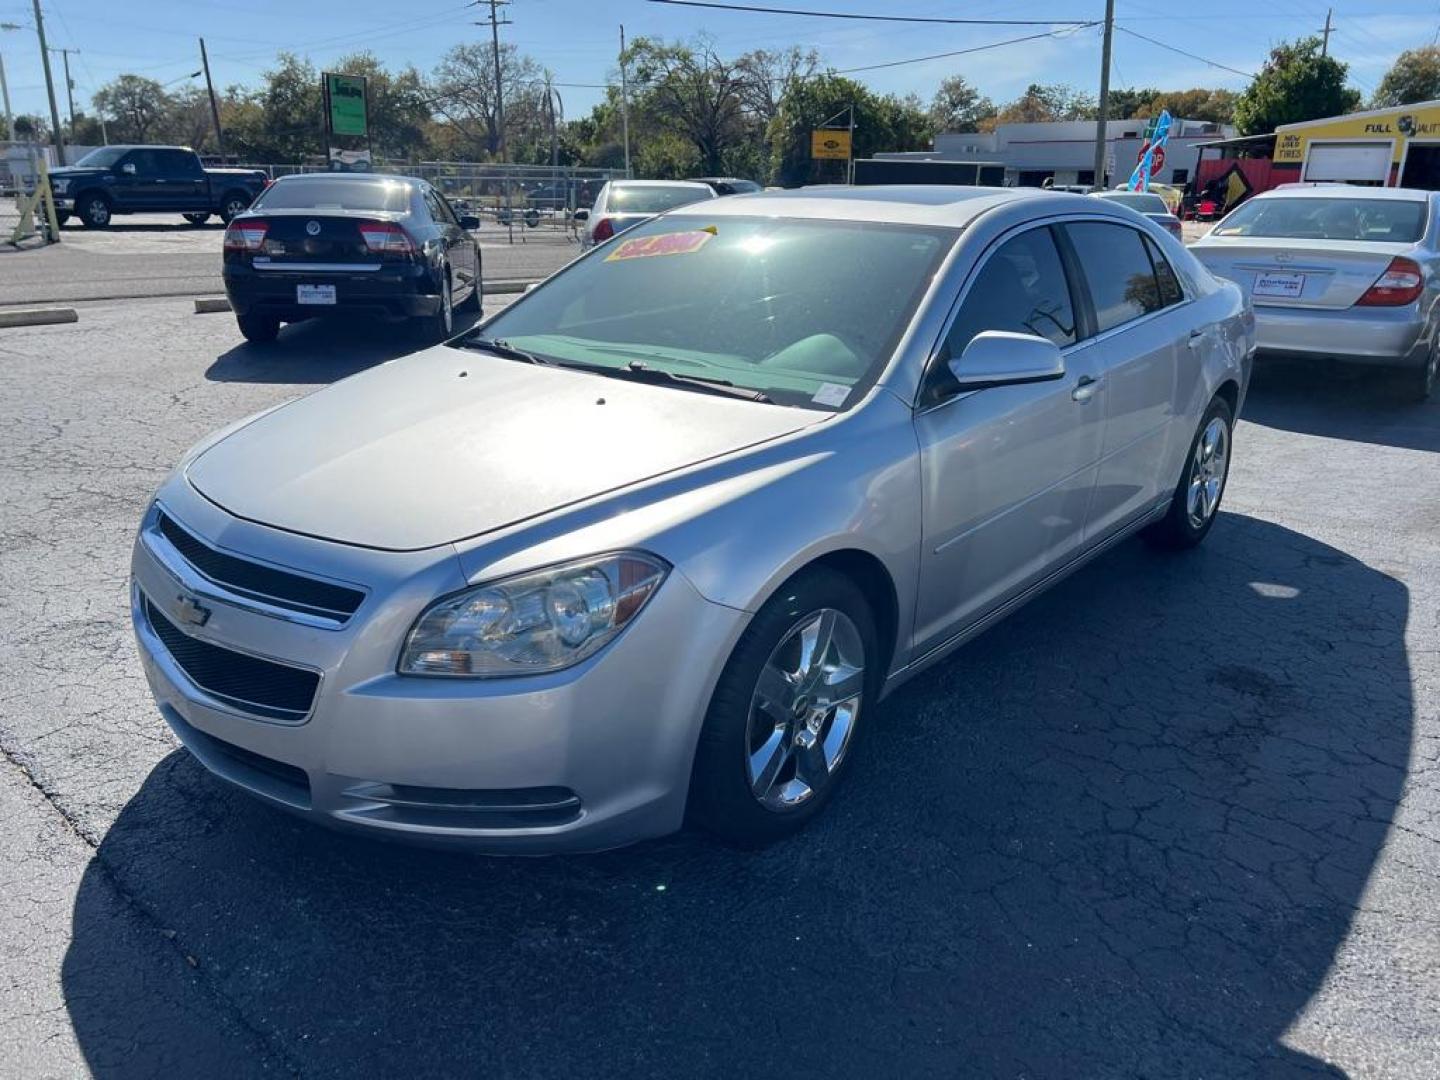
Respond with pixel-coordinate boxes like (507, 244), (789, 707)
(1064, 221), (1165, 332)
(161, 150), (204, 178)
(1143, 235), (1184, 307)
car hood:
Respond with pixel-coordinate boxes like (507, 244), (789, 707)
(186, 344), (818, 551)
(48, 167), (106, 181)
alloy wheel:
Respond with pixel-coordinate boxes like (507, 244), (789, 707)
(745, 608), (865, 812)
(1186, 416), (1229, 528)
(86, 199), (109, 226)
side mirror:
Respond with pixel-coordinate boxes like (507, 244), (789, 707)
(572, 208), (589, 222)
(950, 330), (1066, 391)
(120, 162), (136, 175)
(459, 214), (481, 230)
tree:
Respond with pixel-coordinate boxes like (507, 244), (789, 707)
(768, 73), (930, 186)
(1372, 46), (1440, 108)
(93, 75), (173, 143)
(625, 36), (750, 175)
(225, 53), (323, 162)
(431, 42), (543, 160)
(1233, 37), (1361, 136)
(736, 46), (818, 126)
(980, 83), (1096, 130)
(928, 75), (995, 134)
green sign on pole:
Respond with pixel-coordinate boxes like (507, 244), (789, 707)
(326, 73), (368, 138)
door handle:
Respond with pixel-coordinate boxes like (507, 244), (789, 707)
(1072, 375), (1100, 402)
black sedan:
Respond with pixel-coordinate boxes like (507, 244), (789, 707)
(222, 173), (482, 344)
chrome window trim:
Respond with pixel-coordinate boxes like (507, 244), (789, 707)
(915, 213), (1195, 412)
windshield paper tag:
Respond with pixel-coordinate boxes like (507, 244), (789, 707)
(812, 382), (850, 407)
(605, 229), (714, 262)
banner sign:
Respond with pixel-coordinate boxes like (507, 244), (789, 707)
(325, 73), (369, 138)
(1127, 109), (1172, 192)
(811, 130), (851, 160)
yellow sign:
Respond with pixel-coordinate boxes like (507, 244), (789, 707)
(811, 130), (851, 160)
(1275, 103), (1440, 164)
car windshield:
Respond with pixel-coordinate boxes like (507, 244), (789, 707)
(606, 185), (712, 213)
(75, 147), (128, 168)
(1100, 193), (1168, 213)
(253, 178), (411, 212)
(473, 215), (956, 411)
(1212, 196), (1427, 241)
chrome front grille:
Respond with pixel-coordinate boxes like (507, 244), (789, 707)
(144, 597), (320, 723)
(156, 510), (364, 623)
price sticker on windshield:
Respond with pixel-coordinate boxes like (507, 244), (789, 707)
(605, 228), (715, 263)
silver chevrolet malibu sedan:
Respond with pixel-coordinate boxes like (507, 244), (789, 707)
(132, 186), (1253, 851)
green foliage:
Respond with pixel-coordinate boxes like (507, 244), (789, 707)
(92, 75), (172, 143)
(1371, 46), (1440, 108)
(929, 75), (996, 134)
(1233, 37), (1361, 136)
(982, 83), (1096, 130)
(768, 73), (931, 186)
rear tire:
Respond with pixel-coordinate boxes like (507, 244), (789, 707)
(219, 193), (250, 224)
(77, 193), (111, 229)
(1402, 339), (1437, 402)
(182, 212), (211, 226)
(415, 272), (454, 342)
(236, 312), (280, 344)
(1144, 395), (1234, 550)
(688, 567), (877, 846)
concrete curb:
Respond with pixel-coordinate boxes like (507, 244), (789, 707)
(193, 297), (231, 314)
(484, 280), (539, 294)
(0, 307), (77, 328)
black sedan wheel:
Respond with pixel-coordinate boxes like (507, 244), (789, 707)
(236, 312), (280, 344)
(415, 273), (454, 342)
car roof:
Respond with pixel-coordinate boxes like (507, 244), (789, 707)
(1255, 185), (1432, 202)
(1093, 190), (1163, 198)
(607, 179), (714, 189)
(665, 184), (1071, 227)
(273, 172), (421, 186)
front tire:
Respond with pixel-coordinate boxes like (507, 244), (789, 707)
(236, 311), (280, 344)
(77, 194), (111, 229)
(688, 567), (877, 846)
(1145, 395), (1234, 550)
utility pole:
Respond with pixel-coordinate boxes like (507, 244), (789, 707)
(51, 46), (76, 134)
(619, 24), (631, 177)
(1320, 8), (1333, 57)
(31, 0), (65, 163)
(475, 0), (510, 163)
(199, 38), (224, 155)
(1, 22), (19, 143)
(1090, 0), (1115, 192)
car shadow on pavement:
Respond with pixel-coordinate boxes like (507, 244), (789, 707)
(63, 513), (1409, 1078)
(204, 311), (486, 385)
(1242, 357), (1439, 452)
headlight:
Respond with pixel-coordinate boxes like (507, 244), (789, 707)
(399, 552), (669, 677)
(52, 179), (68, 194)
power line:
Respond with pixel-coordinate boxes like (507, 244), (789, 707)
(834, 24), (1098, 75)
(1114, 25), (1258, 80)
(646, 0), (1092, 27)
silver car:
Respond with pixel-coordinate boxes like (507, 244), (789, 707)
(1191, 185), (1439, 400)
(131, 187), (1253, 852)
(575, 179), (716, 248)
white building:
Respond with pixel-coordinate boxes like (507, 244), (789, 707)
(876, 117), (1234, 189)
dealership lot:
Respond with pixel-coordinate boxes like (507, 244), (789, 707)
(0, 294), (1436, 1076)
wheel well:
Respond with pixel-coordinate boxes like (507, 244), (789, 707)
(221, 189), (251, 208)
(1215, 378), (1240, 418)
(806, 549), (900, 678)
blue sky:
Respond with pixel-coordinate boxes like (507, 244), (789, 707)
(0, 0), (1433, 128)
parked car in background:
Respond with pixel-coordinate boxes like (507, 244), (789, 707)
(1091, 190), (1182, 239)
(526, 180), (596, 211)
(134, 187), (1250, 852)
(575, 179), (716, 248)
(221, 173), (481, 344)
(1191, 186), (1439, 400)
(692, 176), (764, 195)
(48, 145), (267, 229)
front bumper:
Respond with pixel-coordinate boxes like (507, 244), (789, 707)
(129, 484), (746, 852)
(52, 196), (74, 211)
(222, 261), (442, 321)
(1253, 301), (1430, 367)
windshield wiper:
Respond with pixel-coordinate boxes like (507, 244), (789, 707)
(614, 361), (773, 403)
(460, 336), (550, 365)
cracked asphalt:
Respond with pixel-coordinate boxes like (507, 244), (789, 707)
(1, 298), (1438, 1078)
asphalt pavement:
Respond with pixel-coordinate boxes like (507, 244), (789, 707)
(1, 296), (1438, 1078)
(0, 211), (577, 308)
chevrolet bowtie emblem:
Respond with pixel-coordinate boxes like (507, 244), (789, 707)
(175, 595), (211, 627)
